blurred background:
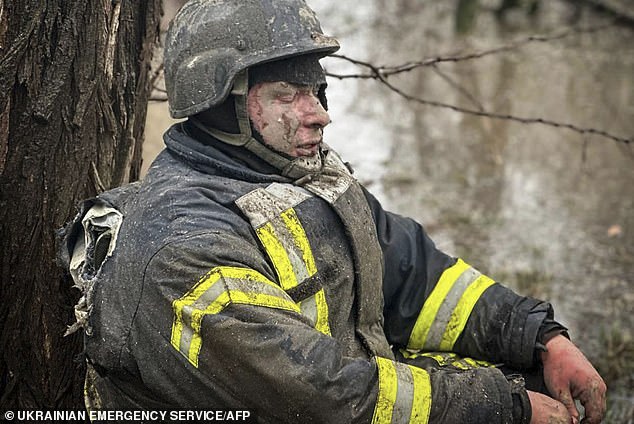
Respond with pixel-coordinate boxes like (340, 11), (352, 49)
(146, 0), (634, 420)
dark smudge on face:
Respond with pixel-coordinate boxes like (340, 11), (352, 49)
(247, 81), (330, 158)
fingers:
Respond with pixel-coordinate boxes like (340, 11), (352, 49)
(541, 335), (607, 424)
(554, 386), (579, 423)
(578, 378), (607, 424)
(528, 391), (573, 424)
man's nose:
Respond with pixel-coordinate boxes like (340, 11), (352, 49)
(298, 94), (330, 129)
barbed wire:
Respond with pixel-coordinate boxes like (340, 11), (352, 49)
(149, 62), (164, 90)
(374, 71), (632, 145)
(429, 65), (485, 112)
(325, 20), (632, 145)
(148, 19), (631, 144)
(328, 20), (619, 79)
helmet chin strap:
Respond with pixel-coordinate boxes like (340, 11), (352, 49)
(190, 70), (323, 180)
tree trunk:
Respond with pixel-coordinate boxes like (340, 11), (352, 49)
(0, 0), (160, 410)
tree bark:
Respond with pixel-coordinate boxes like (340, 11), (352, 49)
(0, 0), (160, 410)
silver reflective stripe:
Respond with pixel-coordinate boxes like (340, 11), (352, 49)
(372, 358), (432, 424)
(235, 184), (312, 228)
(392, 362), (415, 424)
(266, 183), (312, 208)
(235, 188), (286, 228)
(176, 280), (226, 360)
(299, 296), (318, 325)
(171, 266), (301, 367)
(268, 218), (311, 283)
(424, 266), (481, 349)
(256, 218), (320, 328)
(236, 184), (331, 335)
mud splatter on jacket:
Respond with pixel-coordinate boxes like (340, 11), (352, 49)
(60, 123), (556, 423)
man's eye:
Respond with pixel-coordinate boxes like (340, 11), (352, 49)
(278, 95), (295, 103)
(275, 92), (296, 102)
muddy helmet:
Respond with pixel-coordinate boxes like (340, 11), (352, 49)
(164, 0), (340, 119)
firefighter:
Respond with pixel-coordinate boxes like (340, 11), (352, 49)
(60, 0), (606, 422)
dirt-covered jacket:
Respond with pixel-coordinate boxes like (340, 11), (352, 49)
(59, 122), (556, 423)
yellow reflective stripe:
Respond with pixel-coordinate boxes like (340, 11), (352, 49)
(462, 357), (494, 368)
(400, 350), (494, 371)
(170, 266), (299, 368)
(171, 268), (223, 351)
(409, 365), (431, 424)
(259, 207), (331, 335)
(407, 259), (471, 350)
(400, 350), (453, 364)
(171, 266), (278, 349)
(238, 186), (331, 336)
(281, 208), (318, 275)
(187, 290), (300, 366)
(438, 274), (495, 351)
(313, 288), (331, 336)
(256, 222), (299, 290)
(372, 357), (398, 424)
(372, 358), (432, 424)
(283, 207), (330, 334)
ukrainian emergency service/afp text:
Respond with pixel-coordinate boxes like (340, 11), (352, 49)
(3, 409), (253, 422)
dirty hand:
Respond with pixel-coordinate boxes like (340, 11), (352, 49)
(528, 390), (572, 424)
(541, 334), (607, 424)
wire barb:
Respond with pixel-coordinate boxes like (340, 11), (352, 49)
(326, 20), (631, 145)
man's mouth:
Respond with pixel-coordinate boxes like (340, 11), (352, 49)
(296, 140), (321, 157)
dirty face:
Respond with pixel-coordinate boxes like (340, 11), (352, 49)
(247, 81), (330, 158)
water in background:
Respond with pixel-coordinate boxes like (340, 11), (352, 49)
(145, 0), (634, 418)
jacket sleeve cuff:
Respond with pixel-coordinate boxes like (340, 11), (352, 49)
(397, 352), (526, 423)
(513, 300), (552, 369)
(534, 319), (569, 364)
(508, 375), (532, 424)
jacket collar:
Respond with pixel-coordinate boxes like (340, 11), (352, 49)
(163, 122), (291, 184)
